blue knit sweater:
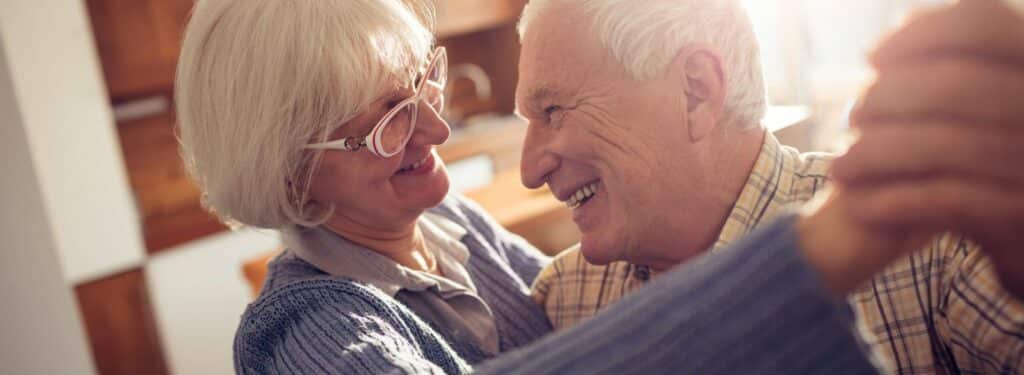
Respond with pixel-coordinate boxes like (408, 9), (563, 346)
(234, 194), (880, 374)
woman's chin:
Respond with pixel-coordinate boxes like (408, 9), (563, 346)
(397, 168), (450, 210)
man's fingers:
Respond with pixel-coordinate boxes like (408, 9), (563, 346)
(843, 177), (1024, 239)
(852, 58), (1024, 127)
(832, 122), (1024, 187)
(871, 0), (1024, 68)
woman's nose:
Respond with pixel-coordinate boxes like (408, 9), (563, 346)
(407, 99), (450, 147)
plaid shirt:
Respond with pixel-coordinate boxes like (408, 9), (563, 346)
(532, 131), (1024, 374)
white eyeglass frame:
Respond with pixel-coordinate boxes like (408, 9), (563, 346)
(305, 47), (447, 158)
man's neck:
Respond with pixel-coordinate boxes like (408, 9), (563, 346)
(646, 125), (766, 272)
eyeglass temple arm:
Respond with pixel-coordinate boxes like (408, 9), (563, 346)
(307, 137), (367, 151)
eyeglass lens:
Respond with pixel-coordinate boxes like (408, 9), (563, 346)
(422, 54), (446, 111)
(378, 53), (446, 155)
(378, 104), (416, 156)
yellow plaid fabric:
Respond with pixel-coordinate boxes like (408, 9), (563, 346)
(531, 131), (1024, 374)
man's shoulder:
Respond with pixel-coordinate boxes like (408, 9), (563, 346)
(777, 145), (835, 202)
(783, 144), (834, 179)
(848, 233), (1024, 373)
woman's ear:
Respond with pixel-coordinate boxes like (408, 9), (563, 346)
(670, 47), (727, 142)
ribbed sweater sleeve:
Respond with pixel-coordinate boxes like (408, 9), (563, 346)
(473, 214), (881, 374)
(448, 194), (551, 285)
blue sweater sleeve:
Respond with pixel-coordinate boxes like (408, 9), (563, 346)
(474, 214), (881, 374)
(448, 194), (551, 284)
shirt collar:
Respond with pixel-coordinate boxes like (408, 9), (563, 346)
(282, 213), (470, 297)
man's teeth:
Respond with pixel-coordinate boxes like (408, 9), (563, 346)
(399, 155), (429, 173)
(565, 182), (599, 209)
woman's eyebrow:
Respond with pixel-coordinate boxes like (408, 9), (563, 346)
(371, 91), (404, 112)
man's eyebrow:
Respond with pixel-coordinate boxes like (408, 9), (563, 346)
(529, 86), (560, 104)
(516, 86), (561, 115)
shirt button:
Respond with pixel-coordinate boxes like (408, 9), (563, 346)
(633, 265), (650, 282)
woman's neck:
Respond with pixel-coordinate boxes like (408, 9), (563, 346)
(322, 215), (436, 273)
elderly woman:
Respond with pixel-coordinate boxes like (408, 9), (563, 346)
(176, 0), (895, 374)
(177, 0), (553, 368)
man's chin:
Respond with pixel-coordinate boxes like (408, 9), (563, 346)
(578, 237), (621, 265)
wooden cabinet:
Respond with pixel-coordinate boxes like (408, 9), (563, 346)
(86, 0), (194, 100)
(76, 269), (170, 375)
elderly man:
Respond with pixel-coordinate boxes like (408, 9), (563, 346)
(517, 0), (1024, 373)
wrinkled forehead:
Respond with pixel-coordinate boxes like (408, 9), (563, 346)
(517, 6), (615, 104)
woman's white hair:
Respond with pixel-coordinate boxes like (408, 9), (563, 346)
(518, 0), (766, 129)
(176, 0), (434, 229)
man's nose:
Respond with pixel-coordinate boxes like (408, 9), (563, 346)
(407, 101), (451, 147)
(520, 122), (558, 189)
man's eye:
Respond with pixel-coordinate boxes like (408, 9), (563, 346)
(544, 105), (562, 117)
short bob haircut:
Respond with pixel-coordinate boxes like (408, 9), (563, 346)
(176, 0), (435, 229)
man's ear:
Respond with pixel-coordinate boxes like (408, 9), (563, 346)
(670, 47), (726, 142)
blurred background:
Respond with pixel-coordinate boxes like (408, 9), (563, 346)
(0, 0), (946, 374)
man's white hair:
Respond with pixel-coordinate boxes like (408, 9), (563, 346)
(176, 0), (434, 228)
(519, 0), (766, 129)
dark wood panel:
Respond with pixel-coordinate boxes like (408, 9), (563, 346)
(85, 0), (194, 100)
(142, 204), (226, 252)
(117, 112), (227, 254)
(76, 269), (170, 375)
(435, 0), (526, 38)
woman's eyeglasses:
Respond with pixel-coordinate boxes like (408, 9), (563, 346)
(305, 47), (448, 158)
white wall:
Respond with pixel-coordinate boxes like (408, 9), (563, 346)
(0, 30), (96, 375)
(0, 0), (147, 285)
(147, 230), (281, 375)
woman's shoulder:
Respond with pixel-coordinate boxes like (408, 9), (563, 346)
(234, 268), (469, 374)
(240, 253), (403, 340)
(240, 269), (391, 329)
(245, 252), (398, 322)
(235, 265), (412, 361)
